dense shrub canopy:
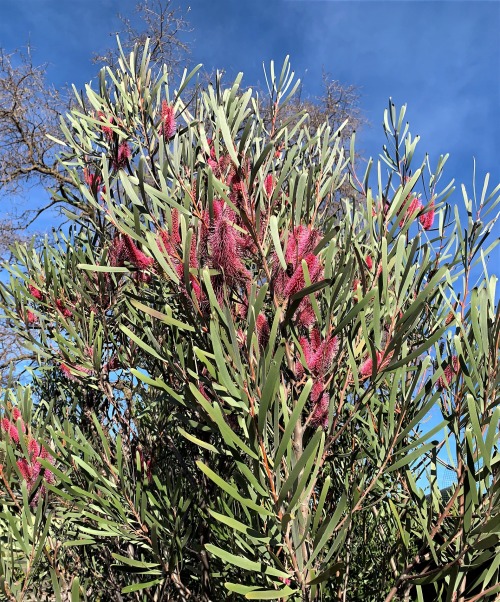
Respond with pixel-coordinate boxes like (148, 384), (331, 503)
(0, 42), (499, 601)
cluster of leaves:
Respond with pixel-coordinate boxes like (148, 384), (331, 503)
(0, 41), (499, 601)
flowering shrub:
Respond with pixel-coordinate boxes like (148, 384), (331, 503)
(0, 44), (499, 601)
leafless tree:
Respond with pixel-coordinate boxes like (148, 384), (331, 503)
(93, 0), (191, 72)
(0, 47), (72, 199)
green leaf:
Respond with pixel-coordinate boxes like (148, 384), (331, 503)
(306, 562), (343, 585)
(77, 264), (129, 273)
(274, 379), (312, 466)
(196, 461), (272, 515)
(206, 544), (289, 579)
(245, 587), (297, 600)
(225, 583), (262, 595)
(270, 216), (287, 270)
(307, 491), (347, 568)
(111, 553), (160, 569)
(205, 544), (262, 572)
(130, 299), (195, 332)
(72, 456), (99, 479)
(277, 429), (323, 506)
(209, 510), (270, 543)
(71, 577), (80, 602)
(119, 324), (165, 361)
(121, 579), (164, 594)
(258, 345), (285, 435)
(386, 442), (436, 473)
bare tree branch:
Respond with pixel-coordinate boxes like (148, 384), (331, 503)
(93, 0), (191, 73)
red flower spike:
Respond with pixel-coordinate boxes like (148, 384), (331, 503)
(56, 299), (72, 318)
(419, 201), (435, 231)
(311, 381), (324, 403)
(296, 330), (338, 379)
(437, 355), (460, 390)
(311, 336), (339, 376)
(160, 100), (176, 139)
(60, 363), (91, 381)
(283, 254), (323, 298)
(264, 174), (275, 197)
(98, 111), (114, 142)
(272, 226), (323, 323)
(133, 271), (152, 284)
(28, 438), (41, 462)
(296, 336), (314, 378)
(359, 350), (393, 379)
(158, 209), (181, 258)
(60, 363), (74, 380)
(109, 235), (126, 267)
(16, 438), (56, 506)
(365, 255), (373, 270)
(28, 285), (43, 301)
(83, 168), (102, 196)
(285, 226), (321, 265)
(105, 356), (120, 372)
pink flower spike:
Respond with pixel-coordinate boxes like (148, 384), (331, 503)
(312, 336), (339, 376)
(17, 458), (32, 482)
(1, 418), (20, 443)
(310, 392), (329, 428)
(123, 235), (154, 270)
(28, 438), (41, 462)
(83, 168), (102, 197)
(256, 313), (270, 350)
(399, 196), (423, 227)
(109, 235), (126, 267)
(359, 356), (374, 378)
(161, 100), (176, 139)
(311, 381), (324, 403)
(208, 207), (250, 285)
(114, 141), (131, 171)
(26, 310), (38, 324)
(296, 299), (316, 329)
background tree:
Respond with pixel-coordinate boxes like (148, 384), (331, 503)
(0, 0), (191, 387)
(0, 43), (498, 601)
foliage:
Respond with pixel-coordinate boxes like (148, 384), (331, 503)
(0, 41), (499, 601)
(0, 2), (361, 390)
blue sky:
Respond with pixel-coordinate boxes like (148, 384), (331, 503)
(1, 0), (499, 236)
